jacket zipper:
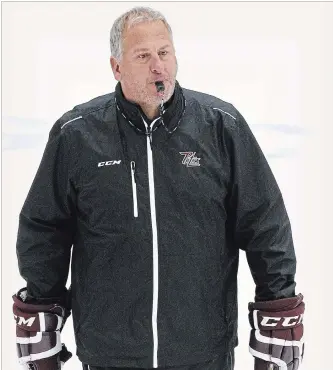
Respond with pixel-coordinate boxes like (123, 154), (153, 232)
(130, 161), (138, 218)
(142, 118), (160, 368)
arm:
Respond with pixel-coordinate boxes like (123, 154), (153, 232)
(16, 121), (76, 302)
(13, 120), (76, 369)
(225, 109), (304, 369)
(226, 109), (296, 301)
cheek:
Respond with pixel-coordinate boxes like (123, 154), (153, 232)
(167, 60), (177, 75)
(124, 72), (148, 91)
(128, 65), (148, 79)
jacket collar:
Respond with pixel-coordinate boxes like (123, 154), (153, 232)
(114, 80), (185, 134)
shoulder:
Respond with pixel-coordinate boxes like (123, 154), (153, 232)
(181, 85), (239, 126)
(51, 92), (115, 135)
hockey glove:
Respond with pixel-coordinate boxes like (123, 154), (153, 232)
(13, 287), (72, 369)
(248, 293), (305, 370)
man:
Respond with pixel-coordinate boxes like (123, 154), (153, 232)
(12, 6), (304, 370)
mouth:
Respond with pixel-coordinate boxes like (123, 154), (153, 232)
(149, 80), (166, 96)
(156, 80), (166, 93)
(151, 79), (166, 84)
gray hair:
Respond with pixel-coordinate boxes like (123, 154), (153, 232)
(110, 6), (174, 61)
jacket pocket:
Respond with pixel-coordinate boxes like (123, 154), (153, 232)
(130, 161), (138, 217)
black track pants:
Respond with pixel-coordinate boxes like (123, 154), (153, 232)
(84, 350), (235, 370)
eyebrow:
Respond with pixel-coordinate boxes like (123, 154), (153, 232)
(133, 44), (171, 54)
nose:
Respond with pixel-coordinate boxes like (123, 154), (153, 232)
(150, 54), (164, 74)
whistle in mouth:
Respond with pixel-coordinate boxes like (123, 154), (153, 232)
(155, 81), (165, 93)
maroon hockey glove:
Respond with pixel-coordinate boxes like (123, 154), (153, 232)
(248, 293), (305, 370)
(13, 288), (72, 369)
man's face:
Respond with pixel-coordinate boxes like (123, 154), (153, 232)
(111, 20), (178, 106)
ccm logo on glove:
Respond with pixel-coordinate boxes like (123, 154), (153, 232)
(260, 314), (304, 327)
(13, 314), (36, 327)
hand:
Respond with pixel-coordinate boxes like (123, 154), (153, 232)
(248, 294), (305, 370)
(13, 288), (72, 369)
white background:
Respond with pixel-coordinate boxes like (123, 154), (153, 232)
(2, 2), (333, 369)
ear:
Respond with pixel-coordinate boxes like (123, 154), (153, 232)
(110, 56), (121, 81)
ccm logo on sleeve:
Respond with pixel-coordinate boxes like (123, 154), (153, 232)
(261, 314), (304, 327)
(98, 160), (122, 167)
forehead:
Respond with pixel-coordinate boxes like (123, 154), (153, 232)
(122, 20), (172, 52)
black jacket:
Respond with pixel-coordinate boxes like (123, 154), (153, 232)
(16, 80), (297, 368)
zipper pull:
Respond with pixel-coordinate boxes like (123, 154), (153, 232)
(130, 161), (138, 218)
(147, 128), (153, 147)
(131, 161), (136, 182)
(141, 116), (153, 146)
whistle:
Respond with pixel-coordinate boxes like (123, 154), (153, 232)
(155, 81), (165, 93)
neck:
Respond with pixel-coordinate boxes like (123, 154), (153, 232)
(140, 104), (160, 120)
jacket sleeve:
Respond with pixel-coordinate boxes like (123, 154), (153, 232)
(225, 108), (297, 302)
(16, 121), (76, 303)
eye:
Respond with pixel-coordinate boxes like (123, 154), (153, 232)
(159, 51), (168, 56)
(138, 53), (148, 59)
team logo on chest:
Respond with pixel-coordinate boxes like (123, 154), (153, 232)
(179, 152), (201, 167)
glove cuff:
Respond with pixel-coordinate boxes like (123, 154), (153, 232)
(248, 293), (303, 312)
